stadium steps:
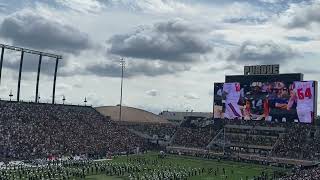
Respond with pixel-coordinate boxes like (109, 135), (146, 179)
(168, 128), (180, 146)
(206, 128), (224, 149)
(127, 128), (153, 140)
(270, 133), (285, 155)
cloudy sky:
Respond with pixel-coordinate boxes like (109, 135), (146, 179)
(0, 0), (319, 114)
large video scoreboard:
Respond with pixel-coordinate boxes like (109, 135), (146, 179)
(213, 65), (318, 123)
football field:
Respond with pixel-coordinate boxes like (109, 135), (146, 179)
(85, 152), (287, 180)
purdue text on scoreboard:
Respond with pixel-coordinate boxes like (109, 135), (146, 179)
(244, 65), (279, 75)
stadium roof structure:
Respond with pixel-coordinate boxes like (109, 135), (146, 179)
(96, 106), (171, 124)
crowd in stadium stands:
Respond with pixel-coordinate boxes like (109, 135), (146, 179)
(2, 98), (320, 166)
(126, 123), (177, 140)
(280, 167), (320, 180)
(0, 101), (145, 161)
(272, 125), (309, 159)
(224, 127), (279, 147)
(171, 127), (218, 148)
(219, 119), (285, 128)
(226, 133), (277, 147)
(213, 119), (320, 160)
(224, 126), (283, 137)
(272, 124), (320, 160)
(169, 119), (320, 161)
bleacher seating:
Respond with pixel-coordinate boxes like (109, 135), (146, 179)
(272, 124), (320, 160)
(280, 166), (320, 180)
(125, 123), (177, 140)
(171, 127), (218, 148)
(0, 101), (145, 161)
(1, 100), (320, 164)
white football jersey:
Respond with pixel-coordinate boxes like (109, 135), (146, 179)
(293, 81), (314, 111)
(223, 83), (241, 102)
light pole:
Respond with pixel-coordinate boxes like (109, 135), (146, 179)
(62, 95), (66, 104)
(186, 109), (188, 119)
(119, 58), (125, 122)
(9, 90), (13, 101)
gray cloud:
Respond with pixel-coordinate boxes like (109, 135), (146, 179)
(208, 64), (240, 72)
(286, 36), (314, 42)
(282, 2), (320, 29)
(227, 41), (298, 63)
(0, 10), (92, 55)
(184, 93), (200, 100)
(146, 89), (158, 97)
(85, 60), (190, 78)
(294, 67), (320, 75)
(73, 83), (83, 88)
(107, 19), (212, 62)
(55, 0), (106, 14)
(224, 16), (268, 24)
(56, 83), (73, 91)
(0, 3), (6, 11)
(2, 52), (67, 76)
(0, 85), (8, 94)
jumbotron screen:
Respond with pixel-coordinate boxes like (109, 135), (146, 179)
(213, 74), (318, 123)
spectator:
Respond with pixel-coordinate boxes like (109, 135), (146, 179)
(0, 101), (145, 161)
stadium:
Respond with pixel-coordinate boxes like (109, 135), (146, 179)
(1, 1), (320, 180)
(0, 43), (319, 180)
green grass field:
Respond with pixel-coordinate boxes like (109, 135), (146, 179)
(85, 152), (287, 180)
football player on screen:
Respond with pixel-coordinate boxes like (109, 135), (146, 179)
(287, 81), (314, 123)
(222, 83), (242, 120)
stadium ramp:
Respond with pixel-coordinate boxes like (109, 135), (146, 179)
(127, 128), (153, 140)
(206, 128), (224, 149)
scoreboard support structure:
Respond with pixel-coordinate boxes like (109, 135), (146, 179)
(314, 81), (318, 122)
(0, 44), (62, 104)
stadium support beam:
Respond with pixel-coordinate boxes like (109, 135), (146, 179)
(52, 57), (59, 104)
(35, 54), (42, 103)
(17, 51), (24, 102)
(0, 44), (62, 59)
(0, 47), (4, 85)
(0, 43), (62, 102)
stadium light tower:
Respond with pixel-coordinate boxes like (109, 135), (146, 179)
(119, 58), (125, 122)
